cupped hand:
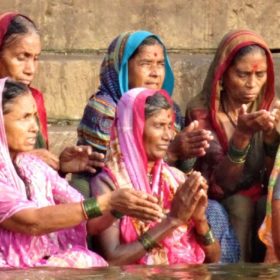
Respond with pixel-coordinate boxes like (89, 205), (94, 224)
(237, 104), (275, 137)
(264, 100), (280, 144)
(109, 188), (164, 222)
(169, 171), (207, 225)
(27, 149), (59, 170)
(168, 120), (213, 161)
(59, 145), (105, 174)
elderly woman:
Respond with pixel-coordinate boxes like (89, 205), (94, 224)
(91, 88), (221, 265)
(0, 12), (104, 176)
(74, 30), (212, 197)
(186, 29), (280, 261)
(0, 78), (164, 268)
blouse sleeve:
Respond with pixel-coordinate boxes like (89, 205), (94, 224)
(0, 177), (37, 223)
(48, 168), (84, 204)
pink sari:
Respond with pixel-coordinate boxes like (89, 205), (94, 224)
(103, 88), (205, 265)
(0, 78), (107, 268)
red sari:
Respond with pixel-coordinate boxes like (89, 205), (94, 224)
(186, 29), (275, 200)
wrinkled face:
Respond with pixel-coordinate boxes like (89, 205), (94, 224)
(0, 32), (41, 86)
(128, 44), (165, 90)
(143, 108), (173, 163)
(4, 92), (38, 159)
(223, 50), (267, 105)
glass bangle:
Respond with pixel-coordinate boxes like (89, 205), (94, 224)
(138, 232), (157, 252)
(82, 197), (102, 219)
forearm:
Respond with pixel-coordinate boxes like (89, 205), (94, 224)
(1, 202), (85, 236)
(103, 217), (179, 265)
(214, 129), (251, 193)
(87, 212), (115, 235)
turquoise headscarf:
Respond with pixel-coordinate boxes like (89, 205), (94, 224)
(119, 30), (174, 95)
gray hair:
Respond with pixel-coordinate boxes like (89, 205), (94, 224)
(145, 93), (171, 119)
(1, 15), (39, 52)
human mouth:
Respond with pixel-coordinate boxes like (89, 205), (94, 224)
(18, 80), (32, 85)
(27, 137), (36, 145)
(158, 145), (169, 151)
(146, 83), (159, 89)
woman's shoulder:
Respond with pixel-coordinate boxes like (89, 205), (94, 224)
(15, 153), (52, 178)
(87, 92), (117, 115)
(90, 170), (115, 196)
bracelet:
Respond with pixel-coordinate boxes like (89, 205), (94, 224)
(196, 227), (216, 246)
(82, 197), (102, 219)
(138, 232), (158, 252)
(110, 210), (124, 219)
(227, 140), (250, 164)
(263, 142), (279, 158)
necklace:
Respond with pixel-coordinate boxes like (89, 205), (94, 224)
(221, 96), (237, 128)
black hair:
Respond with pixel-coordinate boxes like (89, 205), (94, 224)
(231, 44), (266, 66)
(1, 15), (39, 51)
(145, 92), (171, 119)
(2, 79), (30, 114)
(130, 36), (164, 60)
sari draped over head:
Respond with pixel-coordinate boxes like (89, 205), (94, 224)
(186, 29), (275, 200)
(0, 12), (48, 148)
(102, 87), (205, 265)
(259, 147), (280, 262)
(77, 30), (178, 152)
(0, 77), (107, 268)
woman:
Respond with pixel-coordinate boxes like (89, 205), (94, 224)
(91, 88), (221, 265)
(0, 12), (104, 175)
(186, 29), (280, 261)
(75, 30), (212, 197)
(0, 78), (164, 268)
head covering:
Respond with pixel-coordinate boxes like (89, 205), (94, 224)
(0, 12), (48, 147)
(78, 30), (175, 151)
(187, 29), (275, 152)
(102, 87), (205, 265)
(98, 30), (174, 103)
(0, 12), (18, 50)
(119, 31), (174, 95)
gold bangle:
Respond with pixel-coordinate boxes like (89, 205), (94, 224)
(196, 226), (216, 246)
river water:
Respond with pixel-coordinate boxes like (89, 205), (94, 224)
(1, 263), (280, 280)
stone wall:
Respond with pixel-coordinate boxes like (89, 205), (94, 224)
(1, 1), (280, 152)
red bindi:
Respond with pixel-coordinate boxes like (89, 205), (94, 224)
(252, 63), (259, 71)
(154, 52), (157, 57)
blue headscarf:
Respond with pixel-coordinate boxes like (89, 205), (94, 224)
(119, 30), (174, 95)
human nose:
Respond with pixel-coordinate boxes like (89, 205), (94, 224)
(246, 74), (257, 88)
(30, 116), (39, 133)
(24, 59), (36, 76)
(149, 64), (159, 77)
(163, 127), (173, 141)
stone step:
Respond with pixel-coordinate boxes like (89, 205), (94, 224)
(48, 123), (77, 156)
